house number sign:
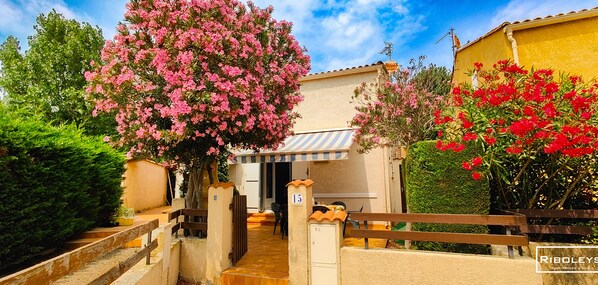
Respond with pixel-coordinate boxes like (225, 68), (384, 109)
(292, 193), (303, 205)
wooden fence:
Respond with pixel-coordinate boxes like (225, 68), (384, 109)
(348, 213), (528, 258)
(169, 209), (208, 238)
(0, 219), (159, 285)
(231, 195), (248, 265)
(504, 209), (598, 236)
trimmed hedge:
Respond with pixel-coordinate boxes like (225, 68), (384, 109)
(0, 110), (124, 272)
(405, 140), (490, 254)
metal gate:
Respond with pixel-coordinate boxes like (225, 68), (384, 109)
(231, 195), (248, 265)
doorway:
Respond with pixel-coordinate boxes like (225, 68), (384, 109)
(263, 162), (291, 209)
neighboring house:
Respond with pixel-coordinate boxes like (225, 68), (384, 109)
(228, 62), (404, 214)
(122, 159), (168, 212)
(453, 7), (598, 83)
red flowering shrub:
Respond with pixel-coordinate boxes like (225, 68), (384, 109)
(435, 60), (598, 210)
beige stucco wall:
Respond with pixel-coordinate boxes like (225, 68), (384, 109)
(122, 160), (168, 212)
(179, 238), (208, 283)
(453, 29), (513, 83)
(113, 238), (181, 285)
(515, 17), (598, 79)
(340, 247), (542, 285)
(167, 241), (180, 285)
(294, 69), (380, 132)
(310, 144), (389, 213)
(454, 15), (598, 84)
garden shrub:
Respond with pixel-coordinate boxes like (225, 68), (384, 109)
(405, 140), (490, 254)
(0, 110), (124, 272)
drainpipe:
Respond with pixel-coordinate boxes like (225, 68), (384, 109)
(504, 27), (520, 65)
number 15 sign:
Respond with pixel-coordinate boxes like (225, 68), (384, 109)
(292, 193), (303, 205)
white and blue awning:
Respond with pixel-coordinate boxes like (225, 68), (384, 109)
(230, 129), (354, 164)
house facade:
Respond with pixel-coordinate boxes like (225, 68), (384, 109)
(228, 62), (404, 214)
(453, 7), (598, 83)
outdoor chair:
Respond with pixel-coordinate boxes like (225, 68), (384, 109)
(345, 206), (364, 236)
(312, 205), (330, 214)
(271, 203), (284, 235)
(331, 201), (347, 210)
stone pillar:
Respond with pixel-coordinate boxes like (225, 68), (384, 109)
(205, 182), (235, 285)
(287, 179), (314, 285)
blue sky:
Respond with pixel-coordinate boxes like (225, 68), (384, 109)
(1, 0), (597, 73)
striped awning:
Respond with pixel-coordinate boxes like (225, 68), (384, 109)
(230, 129), (354, 164)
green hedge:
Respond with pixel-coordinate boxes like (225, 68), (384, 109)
(0, 110), (124, 271)
(405, 140), (490, 254)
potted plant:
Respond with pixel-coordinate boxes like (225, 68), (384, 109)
(115, 206), (135, 226)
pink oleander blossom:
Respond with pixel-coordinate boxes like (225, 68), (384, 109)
(350, 57), (450, 151)
(86, 0), (310, 165)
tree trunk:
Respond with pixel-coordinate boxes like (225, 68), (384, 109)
(185, 162), (205, 210)
(184, 161), (203, 237)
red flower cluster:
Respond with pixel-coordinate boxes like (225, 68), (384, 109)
(436, 140), (465, 152)
(461, 156), (483, 180)
(434, 60), (598, 180)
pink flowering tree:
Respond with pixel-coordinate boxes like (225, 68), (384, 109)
(350, 57), (450, 152)
(85, 0), (310, 209)
(435, 60), (598, 210)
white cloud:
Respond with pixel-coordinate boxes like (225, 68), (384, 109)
(0, 0), (128, 49)
(250, 0), (322, 34)
(0, 0), (82, 49)
(21, 0), (77, 19)
(2, 0), (425, 73)
(0, 0), (25, 34)
(252, 0), (425, 72)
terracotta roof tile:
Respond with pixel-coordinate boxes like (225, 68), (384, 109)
(286, 179), (314, 187)
(308, 210), (347, 222)
(511, 7), (597, 24)
(210, 181), (235, 188)
(305, 61), (384, 77)
(457, 7), (598, 52)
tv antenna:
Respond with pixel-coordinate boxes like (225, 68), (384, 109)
(435, 27), (459, 57)
(379, 42), (394, 60)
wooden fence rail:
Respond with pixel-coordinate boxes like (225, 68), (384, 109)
(169, 209), (208, 237)
(503, 209), (598, 236)
(0, 219), (159, 285)
(348, 213), (528, 259)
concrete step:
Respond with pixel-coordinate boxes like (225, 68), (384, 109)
(222, 269), (288, 285)
(247, 213), (276, 225)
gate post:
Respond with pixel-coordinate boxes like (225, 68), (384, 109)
(205, 182), (235, 285)
(287, 179), (314, 285)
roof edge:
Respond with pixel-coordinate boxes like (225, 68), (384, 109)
(509, 7), (598, 31)
(300, 62), (384, 82)
(287, 179), (314, 188)
(210, 181), (236, 189)
(456, 22), (509, 52)
(456, 7), (598, 53)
